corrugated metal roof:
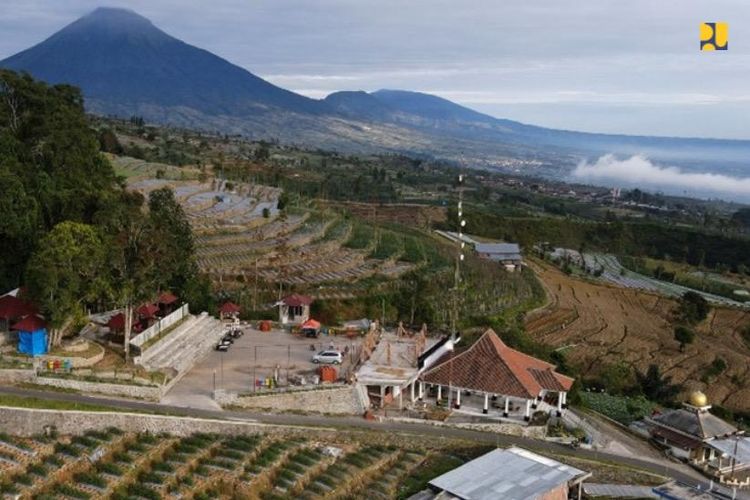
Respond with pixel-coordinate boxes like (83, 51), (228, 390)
(474, 243), (520, 255)
(429, 447), (586, 500)
(583, 483), (659, 498)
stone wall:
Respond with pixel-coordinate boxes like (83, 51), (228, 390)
(385, 416), (547, 439)
(34, 376), (163, 400)
(0, 406), (297, 437)
(216, 385), (366, 415)
(0, 368), (35, 384)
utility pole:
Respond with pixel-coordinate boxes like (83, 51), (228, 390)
(451, 172), (465, 339)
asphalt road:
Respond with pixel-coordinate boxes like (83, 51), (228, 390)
(0, 385), (744, 499)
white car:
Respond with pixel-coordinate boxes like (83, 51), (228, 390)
(312, 350), (343, 365)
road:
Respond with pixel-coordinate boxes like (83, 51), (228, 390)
(0, 385), (745, 499)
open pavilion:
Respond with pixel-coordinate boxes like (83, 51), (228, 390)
(419, 329), (573, 422)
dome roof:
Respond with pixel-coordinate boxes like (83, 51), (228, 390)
(689, 391), (708, 407)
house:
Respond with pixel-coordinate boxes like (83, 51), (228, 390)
(423, 446), (590, 500)
(473, 242), (523, 271)
(646, 391), (750, 486)
(418, 329), (573, 421)
(277, 294), (313, 325)
(12, 314), (48, 356)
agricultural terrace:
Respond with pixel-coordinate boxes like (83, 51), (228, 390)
(0, 428), (471, 500)
(525, 259), (750, 412)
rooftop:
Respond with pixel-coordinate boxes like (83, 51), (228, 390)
(650, 406), (737, 441)
(357, 331), (435, 385)
(420, 329), (573, 398)
(428, 447), (588, 500)
(473, 242), (521, 255)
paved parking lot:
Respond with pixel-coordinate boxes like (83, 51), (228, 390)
(162, 326), (362, 410)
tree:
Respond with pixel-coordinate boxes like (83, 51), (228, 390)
(673, 325), (695, 351)
(677, 291), (710, 325)
(25, 222), (107, 349)
(635, 364), (681, 405)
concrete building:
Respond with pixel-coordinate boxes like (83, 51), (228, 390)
(473, 242), (523, 271)
(277, 294), (312, 325)
(646, 391), (750, 486)
(423, 447), (589, 500)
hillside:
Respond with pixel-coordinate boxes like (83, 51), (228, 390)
(3, 8), (750, 182)
(526, 259), (750, 412)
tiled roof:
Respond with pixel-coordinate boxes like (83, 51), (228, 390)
(420, 329), (574, 398)
(281, 294), (313, 306)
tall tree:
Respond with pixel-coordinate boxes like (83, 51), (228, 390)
(25, 222), (107, 349)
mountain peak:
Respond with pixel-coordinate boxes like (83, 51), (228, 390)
(61, 6), (158, 37)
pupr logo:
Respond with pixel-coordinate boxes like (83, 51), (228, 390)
(700, 22), (728, 51)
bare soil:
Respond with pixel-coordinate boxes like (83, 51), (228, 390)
(526, 259), (750, 411)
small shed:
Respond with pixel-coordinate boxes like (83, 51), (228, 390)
(12, 315), (48, 356)
(219, 301), (241, 321)
(278, 294), (313, 325)
(0, 294), (36, 333)
(157, 292), (179, 316)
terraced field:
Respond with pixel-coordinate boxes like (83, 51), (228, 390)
(0, 430), (431, 499)
(129, 177), (455, 299)
(526, 259), (750, 411)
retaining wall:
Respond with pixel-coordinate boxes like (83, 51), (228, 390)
(34, 376), (163, 400)
(0, 406), (290, 437)
(216, 385), (365, 415)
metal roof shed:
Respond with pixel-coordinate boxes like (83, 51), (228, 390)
(428, 447), (590, 500)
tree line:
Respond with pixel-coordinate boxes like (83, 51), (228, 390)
(0, 70), (210, 353)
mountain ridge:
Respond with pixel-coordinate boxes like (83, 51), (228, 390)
(2, 7), (750, 181)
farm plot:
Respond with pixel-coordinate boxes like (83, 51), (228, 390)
(527, 259), (750, 412)
(0, 429), (449, 500)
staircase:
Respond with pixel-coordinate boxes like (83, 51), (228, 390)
(139, 312), (225, 375)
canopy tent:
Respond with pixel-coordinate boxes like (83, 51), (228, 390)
(301, 319), (321, 330)
(137, 303), (159, 318)
(11, 315), (47, 356)
(157, 292), (178, 305)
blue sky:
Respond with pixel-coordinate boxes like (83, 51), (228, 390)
(1, 0), (748, 139)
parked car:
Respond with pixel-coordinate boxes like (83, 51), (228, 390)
(229, 328), (243, 338)
(215, 342), (230, 352)
(312, 350), (343, 364)
(221, 334), (234, 344)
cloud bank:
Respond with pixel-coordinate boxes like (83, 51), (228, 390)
(572, 154), (750, 200)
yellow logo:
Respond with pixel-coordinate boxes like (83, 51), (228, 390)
(700, 22), (728, 50)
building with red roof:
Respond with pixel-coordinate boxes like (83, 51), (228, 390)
(0, 294), (37, 332)
(219, 301), (241, 321)
(419, 329), (574, 420)
(277, 294), (313, 325)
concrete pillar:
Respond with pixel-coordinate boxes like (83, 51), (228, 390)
(483, 393), (489, 414)
(399, 388), (403, 410)
(503, 397), (509, 418)
(557, 392), (563, 417)
(380, 385), (385, 409)
(437, 385), (442, 404)
(562, 391), (567, 408)
(532, 393), (539, 410)
(455, 389), (461, 409)
(525, 399), (531, 422)
(410, 382), (416, 403)
(419, 381), (424, 400)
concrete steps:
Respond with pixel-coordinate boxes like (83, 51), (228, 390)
(142, 314), (224, 374)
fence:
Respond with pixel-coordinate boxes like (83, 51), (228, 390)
(129, 303), (189, 349)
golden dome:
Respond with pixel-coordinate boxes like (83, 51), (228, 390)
(689, 391), (708, 407)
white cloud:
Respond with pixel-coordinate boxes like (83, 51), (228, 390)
(572, 154), (750, 199)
